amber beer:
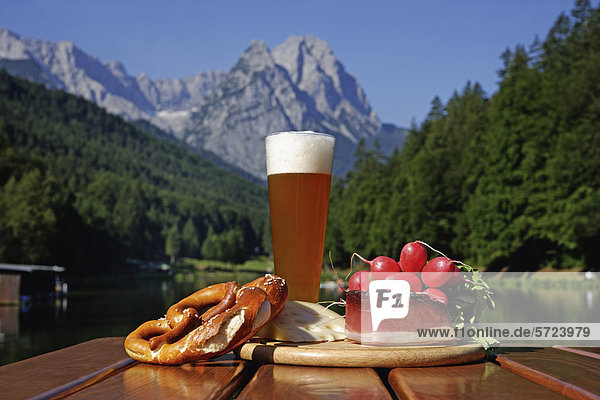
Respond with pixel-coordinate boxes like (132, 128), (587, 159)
(266, 132), (335, 302)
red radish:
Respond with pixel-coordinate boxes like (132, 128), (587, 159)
(424, 288), (448, 306)
(421, 257), (455, 287)
(399, 241), (428, 272)
(348, 271), (362, 291)
(384, 272), (422, 292)
(348, 271), (372, 291)
(370, 256), (402, 273)
(445, 265), (463, 286)
(354, 254), (401, 273)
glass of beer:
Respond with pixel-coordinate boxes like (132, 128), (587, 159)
(265, 131), (335, 302)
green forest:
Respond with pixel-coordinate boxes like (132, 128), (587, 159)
(325, 1), (600, 271)
(0, 70), (270, 273)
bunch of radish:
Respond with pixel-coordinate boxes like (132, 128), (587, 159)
(348, 241), (463, 307)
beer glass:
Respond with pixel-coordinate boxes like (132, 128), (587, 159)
(265, 131), (335, 302)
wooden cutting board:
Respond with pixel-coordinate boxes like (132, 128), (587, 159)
(236, 340), (485, 368)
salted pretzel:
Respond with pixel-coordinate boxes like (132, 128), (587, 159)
(124, 274), (287, 365)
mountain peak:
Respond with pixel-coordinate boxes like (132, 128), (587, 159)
(0, 27), (20, 41)
(57, 40), (75, 51)
(238, 40), (274, 72)
(283, 35), (334, 59)
(272, 34), (338, 86)
(247, 39), (269, 52)
(0, 27), (28, 59)
(272, 34), (380, 143)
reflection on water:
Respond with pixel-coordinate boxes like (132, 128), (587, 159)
(480, 287), (599, 323)
(0, 306), (19, 337)
(479, 273), (600, 324)
(0, 271), (344, 366)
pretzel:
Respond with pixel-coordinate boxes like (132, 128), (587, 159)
(124, 274), (287, 365)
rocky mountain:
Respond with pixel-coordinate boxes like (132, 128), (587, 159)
(272, 35), (381, 143)
(0, 27), (405, 179)
(0, 28), (224, 131)
(184, 37), (385, 178)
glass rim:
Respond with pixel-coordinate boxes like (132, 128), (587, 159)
(266, 130), (334, 139)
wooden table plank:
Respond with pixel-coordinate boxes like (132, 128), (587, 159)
(238, 364), (392, 399)
(553, 346), (600, 357)
(554, 347), (600, 360)
(388, 361), (566, 399)
(496, 348), (600, 399)
(5, 338), (598, 400)
(0, 337), (130, 400)
(580, 348), (600, 355)
(66, 353), (256, 400)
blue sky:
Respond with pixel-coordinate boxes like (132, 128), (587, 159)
(0, 0), (588, 127)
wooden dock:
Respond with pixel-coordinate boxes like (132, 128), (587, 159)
(0, 274), (21, 305)
(0, 264), (66, 305)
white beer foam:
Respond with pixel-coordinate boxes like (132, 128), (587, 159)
(266, 131), (335, 175)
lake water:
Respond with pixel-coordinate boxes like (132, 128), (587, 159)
(0, 271), (345, 366)
(2, 271), (598, 366)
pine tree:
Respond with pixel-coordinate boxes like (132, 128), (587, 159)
(182, 218), (200, 258)
(165, 222), (181, 265)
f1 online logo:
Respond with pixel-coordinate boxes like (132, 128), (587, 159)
(369, 280), (410, 330)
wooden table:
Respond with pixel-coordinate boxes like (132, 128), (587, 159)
(1, 338), (599, 399)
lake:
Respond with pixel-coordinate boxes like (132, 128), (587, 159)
(0, 270), (345, 366)
(2, 271), (598, 366)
